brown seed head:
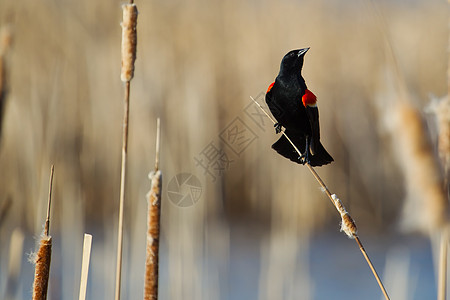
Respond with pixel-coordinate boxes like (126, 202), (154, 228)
(120, 4), (138, 82)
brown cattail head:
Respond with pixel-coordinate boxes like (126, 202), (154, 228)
(32, 234), (52, 300)
(331, 194), (358, 238)
(393, 104), (448, 233)
(426, 95), (450, 176)
(144, 170), (162, 300)
(120, 4), (138, 82)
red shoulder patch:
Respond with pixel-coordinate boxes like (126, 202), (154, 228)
(302, 89), (317, 107)
(266, 82), (275, 93)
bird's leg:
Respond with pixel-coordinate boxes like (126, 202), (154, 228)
(274, 123), (282, 134)
(298, 136), (311, 165)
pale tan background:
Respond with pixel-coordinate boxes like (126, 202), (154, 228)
(0, 0), (447, 299)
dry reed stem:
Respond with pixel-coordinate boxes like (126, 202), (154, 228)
(79, 234), (93, 300)
(114, 80), (130, 300)
(0, 25), (12, 96)
(0, 25), (12, 140)
(115, 3), (138, 298)
(445, 13), (450, 177)
(437, 100), (449, 178)
(448, 0), (450, 98)
(0, 197), (12, 228)
(32, 165), (55, 300)
(438, 227), (448, 300)
(154, 118), (161, 171)
(120, 4), (138, 82)
(251, 96), (390, 300)
(45, 165), (54, 236)
(144, 118), (162, 300)
(440, 7), (450, 299)
(0, 42), (6, 102)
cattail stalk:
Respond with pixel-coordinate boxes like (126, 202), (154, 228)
(439, 7), (450, 298)
(0, 25), (12, 140)
(251, 97), (390, 300)
(144, 118), (162, 300)
(32, 165), (54, 300)
(0, 197), (12, 228)
(438, 228), (448, 300)
(0, 25), (12, 100)
(115, 3), (138, 300)
(79, 234), (93, 300)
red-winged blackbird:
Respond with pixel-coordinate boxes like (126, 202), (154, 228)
(265, 48), (333, 166)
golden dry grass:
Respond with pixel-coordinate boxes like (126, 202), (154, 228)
(0, 0), (448, 299)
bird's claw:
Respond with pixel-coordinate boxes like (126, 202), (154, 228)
(274, 123), (282, 134)
(297, 151), (311, 165)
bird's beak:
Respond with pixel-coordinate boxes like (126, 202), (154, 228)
(297, 47), (310, 57)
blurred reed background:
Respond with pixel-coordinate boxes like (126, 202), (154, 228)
(0, 0), (448, 299)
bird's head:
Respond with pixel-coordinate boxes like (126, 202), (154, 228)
(279, 48), (309, 76)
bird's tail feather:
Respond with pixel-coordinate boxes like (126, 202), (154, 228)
(309, 142), (333, 166)
(271, 130), (333, 167)
(272, 131), (305, 164)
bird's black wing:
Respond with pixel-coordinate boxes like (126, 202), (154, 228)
(305, 105), (320, 155)
(265, 86), (280, 122)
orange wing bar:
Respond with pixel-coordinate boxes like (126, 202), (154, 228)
(302, 89), (317, 107)
(266, 82), (275, 93)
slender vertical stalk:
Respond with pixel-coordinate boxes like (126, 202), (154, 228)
(440, 4), (450, 299)
(438, 228), (448, 300)
(79, 234), (93, 300)
(144, 118), (162, 300)
(446, 0), (450, 101)
(115, 4), (138, 300)
(45, 165), (54, 236)
(0, 25), (12, 141)
(251, 97), (390, 300)
(115, 81), (130, 300)
(154, 118), (161, 172)
(0, 197), (12, 228)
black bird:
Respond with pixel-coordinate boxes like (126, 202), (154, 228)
(265, 48), (333, 166)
